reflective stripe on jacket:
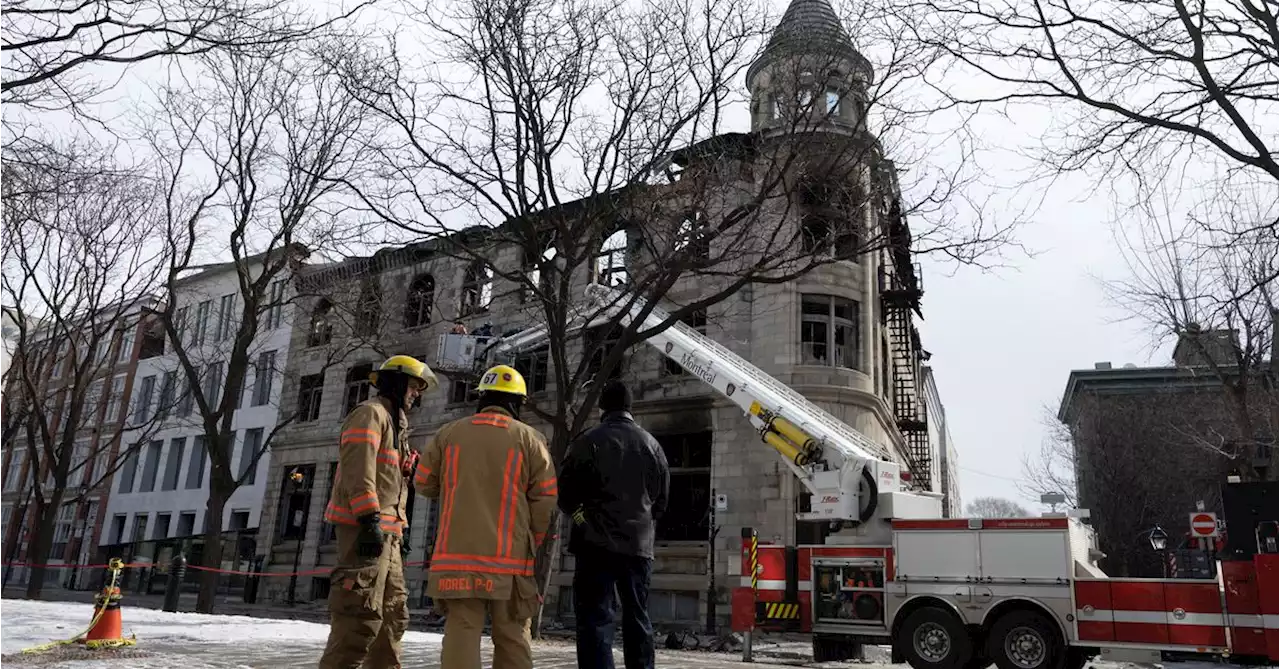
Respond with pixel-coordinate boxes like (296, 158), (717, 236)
(324, 397), (410, 535)
(415, 406), (557, 600)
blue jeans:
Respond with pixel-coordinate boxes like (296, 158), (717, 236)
(572, 547), (655, 669)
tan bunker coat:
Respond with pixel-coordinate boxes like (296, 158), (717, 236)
(318, 397), (411, 669)
(414, 407), (557, 669)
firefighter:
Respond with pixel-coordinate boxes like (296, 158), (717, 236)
(318, 355), (438, 669)
(414, 364), (558, 669)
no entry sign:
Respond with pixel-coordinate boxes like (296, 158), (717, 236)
(1189, 512), (1219, 538)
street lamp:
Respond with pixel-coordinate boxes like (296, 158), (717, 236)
(286, 468), (307, 606)
(1147, 526), (1169, 551)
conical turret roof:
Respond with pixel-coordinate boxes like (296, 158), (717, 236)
(747, 0), (872, 84)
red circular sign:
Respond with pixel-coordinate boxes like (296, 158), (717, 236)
(1190, 513), (1217, 536)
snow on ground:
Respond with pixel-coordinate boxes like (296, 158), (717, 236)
(1, 598), (443, 668)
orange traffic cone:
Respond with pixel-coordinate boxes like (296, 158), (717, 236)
(83, 584), (124, 643)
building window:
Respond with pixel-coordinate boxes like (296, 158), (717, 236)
(523, 244), (557, 303)
(585, 325), (627, 384)
(654, 432), (711, 542)
(216, 294), (236, 341)
(178, 379), (194, 417)
(186, 436), (207, 490)
(460, 260), (493, 317)
(51, 503), (75, 558)
(799, 294), (859, 370)
(320, 461), (339, 544)
(176, 512), (196, 537)
(157, 371), (177, 419)
(84, 379), (103, 428)
(404, 274), (435, 328)
(174, 305), (190, 347)
(106, 374), (127, 424)
(308, 299), (334, 347)
(825, 89), (841, 114)
(449, 378), (479, 404)
(344, 364), (373, 415)
(116, 328), (135, 363)
(203, 361), (225, 407)
(117, 448), (139, 493)
(513, 347), (550, 394)
(354, 278), (382, 337)
(153, 513), (172, 540)
(139, 440), (163, 492)
(133, 376), (155, 424)
(662, 310), (708, 376)
(595, 229), (630, 287)
(265, 280), (286, 330)
(277, 464), (316, 541)
(193, 300), (212, 346)
(676, 211), (711, 262)
(109, 514), (127, 544)
(70, 440), (90, 487)
(239, 428), (263, 485)
(131, 513), (149, 543)
(229, 510), (250, 532)
(251, 350), (276, 406)
(162, 437), (186, 491)
(297, 373), (325, 422)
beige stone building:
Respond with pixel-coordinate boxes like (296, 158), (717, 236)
(255, 0), (956, 627)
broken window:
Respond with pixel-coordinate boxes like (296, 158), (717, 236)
(404, 274), (435, 328)
(277, 464), (315, 541)
(308, 299), (334, 347)
(513, 347), (550, 394)
(594, 229), (630, 287)
(460, 260), (493, 316)
(800, 294), (858, 370)
(675, 211), (711, 262)
(654, 432), (712, 542)
(354, 278), (382, 337)
(523, 243), (558, 303)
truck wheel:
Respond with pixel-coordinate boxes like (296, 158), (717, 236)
(898, 607), (973, 669)
(986, 610), (1063, 669)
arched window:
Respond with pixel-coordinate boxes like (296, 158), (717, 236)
(308, 299), (334, 347)
(460, 260), (492, 317)
(404, 274), (434, 328)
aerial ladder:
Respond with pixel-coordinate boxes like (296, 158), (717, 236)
(437, 282), (942, 528)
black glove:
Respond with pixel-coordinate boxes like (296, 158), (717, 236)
(356, 514), (384, 559)
(400, 536), (411, 559)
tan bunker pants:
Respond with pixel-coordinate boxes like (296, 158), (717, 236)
(438, 585), (537, 669)
(318, 527), (407, 669)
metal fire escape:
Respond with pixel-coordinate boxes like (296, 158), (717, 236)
(879, 202), (930, 490)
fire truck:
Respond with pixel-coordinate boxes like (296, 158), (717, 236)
(438, 283), (1280, 669)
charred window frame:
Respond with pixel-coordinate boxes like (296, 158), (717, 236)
(460, 260), (493, 317)
(404, 274), (435, 328)
(654, 432), (712, 542)
(513, 346), (550, 394)
(308, 299), (335, 347)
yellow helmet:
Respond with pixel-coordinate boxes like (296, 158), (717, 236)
(476, 364), (527, 397)
(369, 355), (439, 392)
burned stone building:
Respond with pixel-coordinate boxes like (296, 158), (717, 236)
(255, 0), (956, 626)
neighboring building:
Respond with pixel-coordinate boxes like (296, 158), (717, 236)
(254, 0), (954, 627)
(99, 254), (298, 581)
(922, 365), (961, 516)
(1, 310), (19, 381)
(1058, 330), (1277, 577)
(1, 296), (162, 590)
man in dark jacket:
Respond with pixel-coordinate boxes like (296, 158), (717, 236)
(559, 381), (669, 669)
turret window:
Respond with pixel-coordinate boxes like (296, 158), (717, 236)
(800, 294), (859, 370)
(826, 90), (841, 114)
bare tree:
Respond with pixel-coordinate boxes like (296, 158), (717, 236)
(145, 40), (379, 613)
(0, 142), (173, 597)
(1018, 406), (1079, 508)
(907, 0), (1277, 183)
(330, 0), (1019, 631)
(965, 497), (1030, 518)
(1105, 188), (1278, 479)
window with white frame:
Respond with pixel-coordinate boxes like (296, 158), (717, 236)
(216, 294), (235, 340)
(51, 503), (76, 558)
(133, 375), (156, 424)
(251, 350), (276, 406)
(84, 379), (104, 427)
(799, 294), (859, 370)
(116, 327), (135, 363)
(106, 374), (127, 424)
(266, 280), (286, 330)
(193, 300), (212, 346)
(71, 440), (90, 487)
(4, 451), (27, 489)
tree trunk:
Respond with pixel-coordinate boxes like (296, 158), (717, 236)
(24, 496), (60, 599)
(531, 508), (564, 639)
(196, 489), (229, 613)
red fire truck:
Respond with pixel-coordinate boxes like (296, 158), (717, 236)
(439, 283), (1280, 669)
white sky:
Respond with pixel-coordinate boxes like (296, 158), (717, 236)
(9, 0), (1224, 512)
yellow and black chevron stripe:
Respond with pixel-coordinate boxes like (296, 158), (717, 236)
(759, 602), (802, 620)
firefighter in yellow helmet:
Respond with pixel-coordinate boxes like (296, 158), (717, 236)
(414, 364), (558, 669)
(319, 355), (438, 669)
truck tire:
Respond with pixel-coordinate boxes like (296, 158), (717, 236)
(898, 606), (973, 669)
(986, 610), (1064, 669)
